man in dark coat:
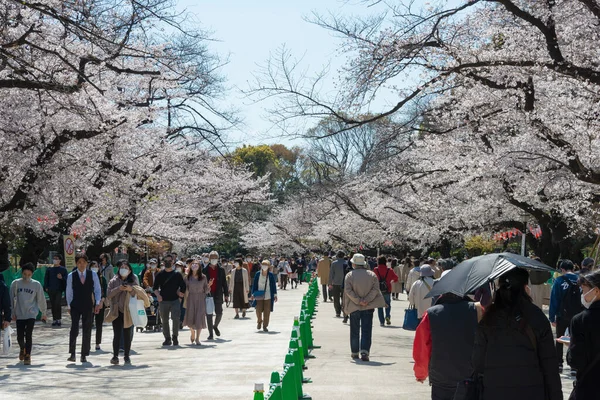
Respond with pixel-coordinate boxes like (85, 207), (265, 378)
(203, 251), (229, 340)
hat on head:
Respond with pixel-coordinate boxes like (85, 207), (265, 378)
(350, 253), (366, 266)
(261, 260), (271, 266)
(148, 258), (157, 264)
(420, 266), (434, 277)
(175, 260), (184, 266)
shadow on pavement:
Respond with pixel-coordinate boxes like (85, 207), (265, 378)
(7, 363), (46, 369)
(351, 360), (397, 367)
(65, 363), (101, 369)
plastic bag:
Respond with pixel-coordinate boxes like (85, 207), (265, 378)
(2, 326), (13, 355)
(129, 296), (148, 327)
(206, 296), (215, 315)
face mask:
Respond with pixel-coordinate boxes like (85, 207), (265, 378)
(386, 262), (392, 267)
(191, 264), (199, 271)
(119, 268), (129, 277)
(262, 265), (269, 271)
(150, 265), (157, 270)
(53, 260), (60, 265)
(176, 268), (182, 273)
(210, 259), (218, 266)
(581, 288), (597, 309)
(235, 262), (241, 268)
(23, 275), (32, 281)
(203, 257), (209, 263)
(246, 258), (251, 262)
(91, 267), (99, 273)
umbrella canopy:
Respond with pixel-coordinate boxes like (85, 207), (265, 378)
(425, 252), (555, 299)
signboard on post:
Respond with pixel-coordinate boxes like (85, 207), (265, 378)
(63, 235), (76, 269)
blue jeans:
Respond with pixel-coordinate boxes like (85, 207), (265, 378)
(377, 293), (391, 324)
(350, 309), (374, 355)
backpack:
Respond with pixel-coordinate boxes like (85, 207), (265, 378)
(560, 278), (583, 320)
(378, 269), (390, 294)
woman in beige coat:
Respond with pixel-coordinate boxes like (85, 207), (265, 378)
(391, 258), (403, 300)
(229, 258), (250, 319)
(344, 253), (386, 362)
(400, 257), (413, 293)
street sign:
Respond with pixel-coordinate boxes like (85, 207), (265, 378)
(63, 235), (76, 269)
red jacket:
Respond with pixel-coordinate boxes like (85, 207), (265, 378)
(413, 311), (432, 381)
(373, 265), (398, 293)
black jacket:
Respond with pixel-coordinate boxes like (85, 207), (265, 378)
(428, 297), (478, 390)
(203, 265), (228, 303)
(0, 275), (10, 323)
(567, 301), (600, 398)
(473, 300), (562, 400)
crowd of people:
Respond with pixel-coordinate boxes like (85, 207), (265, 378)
(1, 247), (599, 400)
(313, 251), (599, 399)
(0, 251), (319, 366)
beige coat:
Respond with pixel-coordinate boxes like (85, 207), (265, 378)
(391, 266), (403, 293)
(316, 257), (331, 286)
(400, 263), (411, 284)
(408, 277), (435, 318)
(228, 267), (249, 304)
(343, 267), (386, 315)
(106, 284), (151, 328)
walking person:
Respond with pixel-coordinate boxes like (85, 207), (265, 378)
(343, 253), (385, 362)
(413, 292), (484, 400)
(549, 259), (582, 375)
(473, 268), (562, 400)
(153, 253), (186, 346)
(406, 259), (423, 295)
(279, 257), (290, 290)
(401, 257), (413, 294)
(66, 254), (102, 363)
(106, 261), (149, 364)
(44, 254), (67, 327)
(203, 251), (228, 340)
(408, 265), (435, 322)
(391, 259), (403, 300)
(90, 261), (107, 351)
(289, 258), (299, 289)
(0, 271), (10, 329)
(10, 263), (47, 365)
(329, 251), (347, 318)
(183, 259), (212, 345)
(229, 258), (249, 319)
(99, 253), (115, 283)
(317, 254), (332, 302)
(374, 256), (399, 326)
(297, 255), (306, 285)
(142, 258), (159, 292)
(567, 269), (600, 399)
(252, 260), (278, 332)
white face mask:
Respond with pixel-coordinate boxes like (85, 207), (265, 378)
(91, 267), (99, 273)
(386, 262), (392, 268)
(176, 268), (182, 273)
(203, 257), (209, 263)
(246, 258), (251, 262)
(235, 262), (241, 268)
(191, 264), (199, 271)
(119, 268), (129, 277)
(262, 265), (269, 271)
(581, 288), (597, 309)
(150, 264), (157, 270)
(210, 259), (218, 266)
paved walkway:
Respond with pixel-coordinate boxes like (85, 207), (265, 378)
(0, 285), (308, 400)
(307, 292), (575, 400)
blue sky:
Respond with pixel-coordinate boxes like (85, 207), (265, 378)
(177, 0), (382, 148)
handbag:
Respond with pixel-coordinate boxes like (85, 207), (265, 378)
(206, 295), (215, 315)
(2, 326), (13, 355)
(402, 305), (420, 331)
(128, 295), (148, 327)
(454, 374), (483, 400)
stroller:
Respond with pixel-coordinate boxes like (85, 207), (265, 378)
(137, 293), (161, 332)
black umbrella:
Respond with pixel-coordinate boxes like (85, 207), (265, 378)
(425, 252), (555, 299)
